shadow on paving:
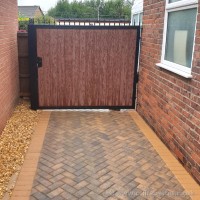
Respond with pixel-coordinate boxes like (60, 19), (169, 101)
(30, 111), (191, 200)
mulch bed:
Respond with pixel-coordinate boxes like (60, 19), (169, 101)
(0, 100), (40, 199)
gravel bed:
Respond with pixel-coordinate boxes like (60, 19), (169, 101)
(0, 100), (40, 199)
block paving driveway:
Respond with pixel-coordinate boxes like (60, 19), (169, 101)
(30, 111), (190, 200)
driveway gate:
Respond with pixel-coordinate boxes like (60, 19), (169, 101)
(29, 24), (140, 109)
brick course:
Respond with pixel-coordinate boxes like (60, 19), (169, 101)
(137, 0), (200, 183)
(0, 0), (19, 133)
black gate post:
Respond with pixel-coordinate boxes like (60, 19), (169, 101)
(28, 24), (39, 110)
(132, 25), (141, 109)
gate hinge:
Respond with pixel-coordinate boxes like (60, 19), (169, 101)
(136, 72), (139, 83)
(37, 57), (42, 68)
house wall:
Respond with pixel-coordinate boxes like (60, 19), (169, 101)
(131, 0), (143, 14)
(137, 0), (200, 183)
(0, 0), (19, 133)
(34, 7), (44, 18)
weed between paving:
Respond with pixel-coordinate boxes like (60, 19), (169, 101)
(0, 100), (40, 199)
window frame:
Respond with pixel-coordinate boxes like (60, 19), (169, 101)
(131, 0), (143, 26)
(131, 12), (143, 26)
(158, 0), (198, 77)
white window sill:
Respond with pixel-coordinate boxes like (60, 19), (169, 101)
(156, 63), (192, 79)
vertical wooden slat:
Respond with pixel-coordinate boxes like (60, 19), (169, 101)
(79, 30), (86, 106)
(64, 29), (73, 106)
(37, 28), (137, 107)
(57, 30), (65, 106)
(37, 29), (44, 105)
(44, 30), (51, 107)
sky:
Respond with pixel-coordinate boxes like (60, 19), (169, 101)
(17, 0), (59, 12)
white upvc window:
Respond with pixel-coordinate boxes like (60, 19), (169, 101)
(157, 0), (198, 78)
(132, 13), (143, 26)
(131, 0), (143, 26)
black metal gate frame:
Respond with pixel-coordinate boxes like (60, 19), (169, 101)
(28, 25), (141, 110)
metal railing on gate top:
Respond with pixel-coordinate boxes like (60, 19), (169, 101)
(19, 18), (139, 31)
(54, 18), (131, 26)
(29, 18), (132, 26)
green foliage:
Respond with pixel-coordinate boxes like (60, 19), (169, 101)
(18, 20), (29, 31)
(18, 12), (29, 30)
(18, 0), (131, 30)
(48, 0), (131, 19)
(18, 15), (55, 31)
(34, 16), (55, 24)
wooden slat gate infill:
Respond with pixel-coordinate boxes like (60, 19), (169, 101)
(28, 25), (140, 110)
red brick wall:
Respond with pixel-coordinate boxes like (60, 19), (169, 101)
(137, 0), (200, 184)
(0, 0), (19, 133)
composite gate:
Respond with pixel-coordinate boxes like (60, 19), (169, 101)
(29, 25), (140, 109)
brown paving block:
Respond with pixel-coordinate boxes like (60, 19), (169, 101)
(192, 196), (200, 200)
(86, 184), (104, 194)
(10, 197), (30, 200)
(16, 176), (35, 182)
(87, 191), (105, 200)
(79, 195), (91, 200)
(28, 137), (45, 146)
(74, 187), (91, 198)
(14, 180), (35, 186)
(183, 185), (200, 191)
(21, 162), (38, 169)
(74, 180), (89, 190)
(18, 171), (36, 177)
(21, 159), (39, 164)
(191, 190), (200, 196)
(24, 153), (41, 160)
(19, 167), (38, 172)
(47, 188), (64, 198)
(14, 185), (33, 191)
(27, 145), (43, 153)
(12, 190), (31, 197)
(62, 178), (77, 187)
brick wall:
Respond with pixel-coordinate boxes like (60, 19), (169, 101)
(34, 7), (43, 18)
(0, 0), (19, 133)
(137, 0), (200, 183)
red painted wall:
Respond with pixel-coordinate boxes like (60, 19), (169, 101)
(138, 0), (200, 183)
(0, 0), (19, 133)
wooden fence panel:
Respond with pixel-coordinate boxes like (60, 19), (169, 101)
(17, 32), (30, 97)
